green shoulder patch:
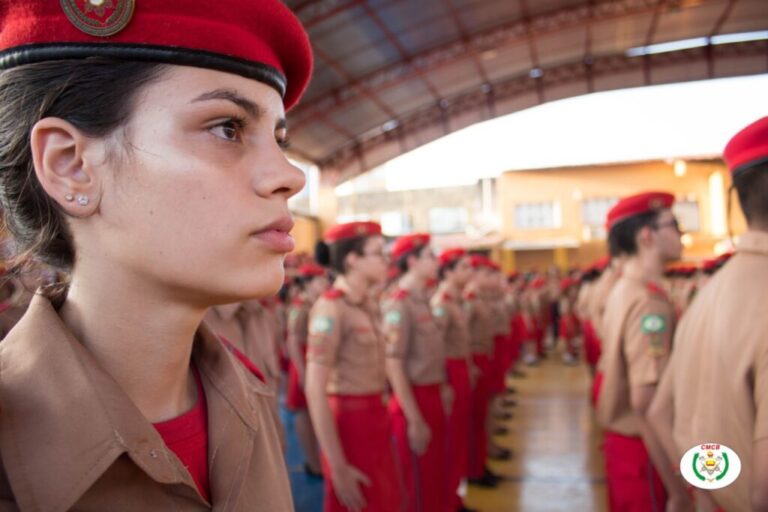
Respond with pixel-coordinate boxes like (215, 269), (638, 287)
(432, 306), (446, 318)
(310, 316), (334, 334)
(641, 314), (667, 334)
(385, 310), (402, 325)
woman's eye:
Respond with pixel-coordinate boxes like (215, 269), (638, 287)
(210, 118), (245, 141)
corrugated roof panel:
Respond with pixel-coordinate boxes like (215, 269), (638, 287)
(591, 12), (655, 57)
(536, 25), (588, 68)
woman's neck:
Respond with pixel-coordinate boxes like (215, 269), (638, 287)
(399, 272), (425, 293)
(59, 267), (204, 423)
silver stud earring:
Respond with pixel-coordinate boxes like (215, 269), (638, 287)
(65, 194), (74, 202)
(76, 195), (89, 206)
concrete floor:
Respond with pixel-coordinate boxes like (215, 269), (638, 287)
(285, 350), (607, 512)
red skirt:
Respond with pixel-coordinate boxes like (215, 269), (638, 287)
(582, 320), (602, 367)
(468, 353), (492, 479)
(389, 383), (446, 512)
(444, 359), (471, 510)
(490, 335), (509, 394)
(603, 432), (667, 512)
(323, 394), (403, 512)
(285, 362), (306, 411)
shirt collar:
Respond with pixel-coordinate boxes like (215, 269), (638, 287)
(0, 293), (272, 511)
(737, 230), (768, 256)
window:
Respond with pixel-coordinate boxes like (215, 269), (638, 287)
(514, 202), (561, 230)
(429, 207), (468, 234)
(673, 199), (700, 232)
(380, 211), (412, 236)
(581, 197), (618, 239)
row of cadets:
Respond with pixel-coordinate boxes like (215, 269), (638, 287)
(558, 277), (581, 366)
(383, 233), (449, 512)
(648, 116), (768, 512)
(595, 190), (690, 511)
(305, 222), (402, 512)
(285, 263), (331, 477)
(431, 248), (475, 511)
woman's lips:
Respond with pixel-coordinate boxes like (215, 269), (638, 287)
(251, 229), (295, 252)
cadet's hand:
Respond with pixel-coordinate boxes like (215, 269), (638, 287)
(666, 490), (694, 512)
(441, 384), (454, 416)
(408, 419), (432, 455)
(330, 462), (371, 512)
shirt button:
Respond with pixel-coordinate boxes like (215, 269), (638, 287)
(150, 449), (159, 458)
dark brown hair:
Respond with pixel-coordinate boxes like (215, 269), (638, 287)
(733, 163), (768, 228)
(0, 58), (166, 275)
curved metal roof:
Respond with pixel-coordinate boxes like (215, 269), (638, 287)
(285, 0), (768, 182)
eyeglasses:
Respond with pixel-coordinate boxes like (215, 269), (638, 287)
(653, 218), (682, 233)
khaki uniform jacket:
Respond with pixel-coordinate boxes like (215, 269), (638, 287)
(306, 279), (387, 395)
(0, 294), (292, 511)
(662, 231), (768, 512)
(465, 290), (493, 355)
(430, 283), (470, 360)
(597, 275), (675, 436)
(382, 288), (445, 385)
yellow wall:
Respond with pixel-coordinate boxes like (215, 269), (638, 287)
(497, 160), (746, 271)
(290, 214), (320, 256)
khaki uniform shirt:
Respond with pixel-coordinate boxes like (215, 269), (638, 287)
(244, 302), (281, 391)
(597, 275), (675, 436)
(287, 298), (311, 360)
(486, 292), (510, 337)
(663, 231), (768, 512)
(465, 289), (494, 355)
(0, 294), (292, 511)
(383, 287), (445, 385)
(430, 282), (470, 360)
(306, 278), (387, 395)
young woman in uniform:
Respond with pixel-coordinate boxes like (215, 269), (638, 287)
(305, 221), (402, 512)
(0, 1), (311, 508)
(383, 233), (449, 512)
(432, 248), (476, 512)
(286, 262), (329, 477)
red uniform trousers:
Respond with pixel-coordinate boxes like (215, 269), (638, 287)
(323, 394), (403, 512)
(509, 315), (523, 365)
(390, 383), (446, 512)
(491, 335), (508, 395)
(468, 353), (492, 479)
(444, 359), (471, 510)
(603, 432), (667, 512)
(286, 345), (308, 411)
(558, 314), (579, 356)
(582, 320), (602, 368)
(285, 361), (307, 410)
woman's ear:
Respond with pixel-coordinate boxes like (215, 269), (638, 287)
(30, 117), (102, 217)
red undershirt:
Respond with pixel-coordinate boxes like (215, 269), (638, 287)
(152, 367), (211, 502)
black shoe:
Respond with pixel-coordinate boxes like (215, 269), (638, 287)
(502, 399), (517, 408)
(505, 386), (518, 394)
(494, 412), (513, 421)
(493, 426), (510, 436)
(303, 463), (323, 479)
(468, 473), (498, 488)
(457, 506), (479, 512)
(488, 450), (512, 461)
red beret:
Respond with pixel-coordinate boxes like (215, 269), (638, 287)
(438, 248), (467, 268)
(531, 277), (546, 290)
(0, 0), (312, 110)
(391, 233), (431, 261)
(468, 254), (492, 269)
(606, 192), (675, 231)
(323, 221), (382, 244)
(724, 117), (768, 176)
(297, 263), (325, 278)
(560, 277), (574, 291)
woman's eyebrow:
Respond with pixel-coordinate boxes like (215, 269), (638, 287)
(190, 89), (262, 119)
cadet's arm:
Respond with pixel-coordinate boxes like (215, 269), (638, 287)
(752, 438), (768, 511)
(647, 360), (679, 464)
(305, 362), (345, 469)
(631, 384), (692, 506)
